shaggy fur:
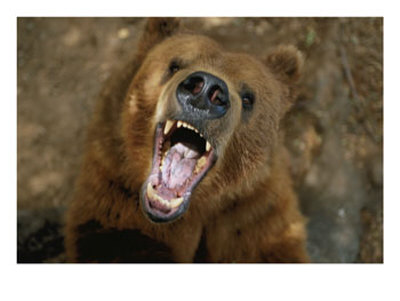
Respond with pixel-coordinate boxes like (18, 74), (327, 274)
(65, 18), (309, 263)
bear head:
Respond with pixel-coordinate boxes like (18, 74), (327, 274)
(121, 19), (303, 223)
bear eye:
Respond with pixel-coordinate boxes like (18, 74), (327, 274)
(168, 60), (180, 75)
(241, 92), (254, 110)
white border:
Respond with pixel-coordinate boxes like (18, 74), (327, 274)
(8, 0), (386, 17)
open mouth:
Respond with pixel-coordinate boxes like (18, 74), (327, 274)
(141, 120), (217, 222)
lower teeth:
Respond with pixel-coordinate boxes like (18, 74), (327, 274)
(194, 156), (207, 174)
(146, 182), (184, 209)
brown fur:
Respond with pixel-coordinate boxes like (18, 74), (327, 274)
(65, 18), (309, 263)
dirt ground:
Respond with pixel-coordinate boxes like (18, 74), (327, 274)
(17, 17), (383, 263)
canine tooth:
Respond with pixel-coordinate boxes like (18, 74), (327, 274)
(170, 197), (184, 208)
(164, 120), (174, 135)
(147, 182), (156, 198)
(206, 141), (211, 152)
(177, 121), (183, 128)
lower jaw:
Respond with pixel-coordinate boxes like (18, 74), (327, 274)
(140, 159), (216, 223)
(140, 182), (188, 223)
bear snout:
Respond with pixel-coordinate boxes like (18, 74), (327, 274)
(176, 71), (230, 120)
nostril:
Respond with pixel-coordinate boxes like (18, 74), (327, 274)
(183, 76), (204, 96)
(208, 85), (226, 106)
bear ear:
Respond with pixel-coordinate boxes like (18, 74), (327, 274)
(265, 45), (304, 84)
(136, 17), (181, 60)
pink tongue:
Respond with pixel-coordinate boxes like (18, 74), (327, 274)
(161, 143), (200, 190)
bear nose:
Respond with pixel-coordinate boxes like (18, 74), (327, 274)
(176, 71), (230, 119)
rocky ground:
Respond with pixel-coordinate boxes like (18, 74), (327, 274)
(17, 17), (383, 263)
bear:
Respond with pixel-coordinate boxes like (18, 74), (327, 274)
(65, 18), (309, 263)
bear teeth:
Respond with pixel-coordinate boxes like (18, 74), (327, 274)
(146, 182), (184, 209)
(164, 120), (174, 135)
(194, 156), (207, 174)
(165, 119), (207, 139)
(176, 120), (199, 134)
(181, 122), (195, 132)
(162, 119), (212, 156)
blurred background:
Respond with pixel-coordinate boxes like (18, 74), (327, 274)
(17, 17), (383, 263)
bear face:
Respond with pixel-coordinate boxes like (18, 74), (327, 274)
(121, 33), (303, 223)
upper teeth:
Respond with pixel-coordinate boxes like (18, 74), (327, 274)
(163, 120), (212, 151)
(177, 120), (200, 134)
(164, 120), (174, 135)
(165, 120), (202, 136)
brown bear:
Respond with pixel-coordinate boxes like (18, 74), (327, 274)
(65, 18), (309, 263)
